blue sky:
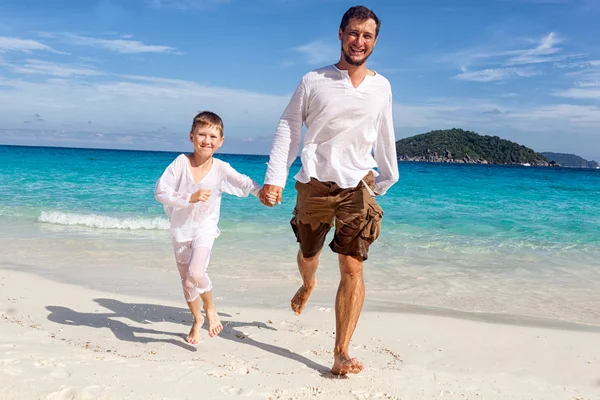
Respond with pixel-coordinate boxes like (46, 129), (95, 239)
(1, 0), (599, 160)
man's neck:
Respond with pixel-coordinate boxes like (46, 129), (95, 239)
(335, 60), (372, 79)
(335, 59), (373, 88)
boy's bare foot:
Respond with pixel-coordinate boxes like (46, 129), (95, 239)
(331, 352), (364, 375)
(291, 280), (316, 315)
(185, 315), (204, 344)
(205, 306), (223, 337)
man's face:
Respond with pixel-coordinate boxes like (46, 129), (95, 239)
(338, 18), (378, 67)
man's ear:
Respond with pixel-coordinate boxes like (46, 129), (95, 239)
(338, 28), (343, 40)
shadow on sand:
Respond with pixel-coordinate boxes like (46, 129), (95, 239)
(46, 298), (331, 375)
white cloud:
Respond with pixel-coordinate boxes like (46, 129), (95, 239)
(505, 32), (571, 65)
(555, 59), (600, 100)
(446, 32), (582, 72)
(63, 34), (178, 54)
(508, 104), (600, 132)
(294, 40), (338, 65)
(0, 36), (66, 54)
(392, 99), (600, 159)
(1, 53), (599, 156)
(6, 59), (104, 78)
(454, 67), (538, 82)
(0, 66), (290, 151)
(556, 87), (600, 99)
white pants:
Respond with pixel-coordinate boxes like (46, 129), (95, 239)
(172, 237), (215, 302)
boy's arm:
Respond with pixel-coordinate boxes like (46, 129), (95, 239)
(222, 163), (261, 198)
(263, 77), (307, 189)
(154, 161), (193, 207)
(372, 91), (400, 196)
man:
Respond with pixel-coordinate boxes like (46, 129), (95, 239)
(259, 5), (399, 375)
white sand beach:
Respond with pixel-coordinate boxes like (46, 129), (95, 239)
(1, 262), (599, 400)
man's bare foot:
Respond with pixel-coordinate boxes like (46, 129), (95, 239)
(185, 315), (204, 344)
(205, 306), (223, 337)
(290, 281), (316, 315)
(331, 352), (364, 375)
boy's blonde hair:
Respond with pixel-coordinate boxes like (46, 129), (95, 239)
(191, 111), (224, 136)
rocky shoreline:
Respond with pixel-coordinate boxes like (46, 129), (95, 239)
(398, 153), (560, 167)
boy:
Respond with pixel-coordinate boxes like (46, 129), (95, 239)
(155, 111), (274, 343)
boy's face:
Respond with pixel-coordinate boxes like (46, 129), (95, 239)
(190, 125), (224, 156)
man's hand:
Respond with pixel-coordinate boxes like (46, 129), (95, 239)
(190, 188), (211, 203)
(258, 184), (283, 207)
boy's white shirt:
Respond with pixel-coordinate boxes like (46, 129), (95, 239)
(155, 154), (260, 243)
(264, 64), (400, 195)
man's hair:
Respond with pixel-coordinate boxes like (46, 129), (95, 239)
(191, 111), (224, 136)
(340, 5), (381, 37)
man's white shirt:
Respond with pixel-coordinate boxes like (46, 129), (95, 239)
(265, 64), (399, 195)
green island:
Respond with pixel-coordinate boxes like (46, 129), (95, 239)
(396, 128), (557, 166)
(541, 152), (600, 169)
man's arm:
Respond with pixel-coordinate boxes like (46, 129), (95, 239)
(372, 92), (400, 196)
(260, 78), (307, 206)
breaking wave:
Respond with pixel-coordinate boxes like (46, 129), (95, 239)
(38, 211), (169, 230)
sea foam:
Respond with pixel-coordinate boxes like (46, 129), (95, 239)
(38, 210), (169, 230)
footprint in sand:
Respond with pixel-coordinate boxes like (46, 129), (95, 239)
(317, 307), (332, 312)
(50, 369), (71, 379)
(0, 358), (21, 365)
(280, 320), (301, 332)
(225, 363), (253, 375)
(206, 370), (228, 378)
(351, 390), (400, 399)
(46, 385), (105, 400)
(299, 329), (319, 337)
(220, 386), (243, 395)
(302, 386), (326, 396)
(33, 359), (66, 368)
(1, 366), (23, 376)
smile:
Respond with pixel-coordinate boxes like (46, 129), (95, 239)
(349, 46), (365, 56)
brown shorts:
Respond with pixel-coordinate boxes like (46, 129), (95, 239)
(290, 172), (383, 261)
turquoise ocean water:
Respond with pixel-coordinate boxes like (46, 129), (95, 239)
(1, 145), (599, 324)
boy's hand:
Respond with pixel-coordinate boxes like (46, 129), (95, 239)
(190, 188), (211, 203)
(259, 185), (282, 207)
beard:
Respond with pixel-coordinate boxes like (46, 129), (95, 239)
(342, 44), (372, 66)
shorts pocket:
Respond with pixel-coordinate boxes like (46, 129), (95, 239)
(360, 202), (383, 243)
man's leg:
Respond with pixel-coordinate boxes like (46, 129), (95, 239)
(331, 253), (365, 375)
(289, 179), (333, 315)
(291, 249), (321, 315)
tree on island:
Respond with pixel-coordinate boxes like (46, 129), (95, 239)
(395, 128), (555, 166)
(541, 152), (599, 168)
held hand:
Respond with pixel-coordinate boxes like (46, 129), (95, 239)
(258, 184), (283, 207)
(190, 188), (211, 203)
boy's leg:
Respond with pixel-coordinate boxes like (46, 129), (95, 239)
(188, 245), (222, 337)
(184, 295), (205, 345)
(174, 241), (205, 344)
(199, 290), (223, 337)
(175, 260), (204, 344)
